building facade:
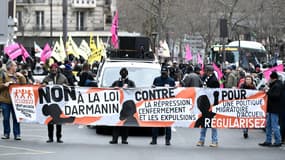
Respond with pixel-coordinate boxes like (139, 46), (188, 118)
(15, 0), (117, 47)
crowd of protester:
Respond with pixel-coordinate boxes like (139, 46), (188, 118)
(0, 55), (284, 147)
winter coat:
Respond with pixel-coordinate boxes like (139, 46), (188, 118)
(0, 71), (26, 104)
(267, 79), (283, 113)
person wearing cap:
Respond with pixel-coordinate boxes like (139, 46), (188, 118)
(0, 60), (26, 140)
(42, 63), (68, 143)
(196, 65), (220, 147)
(259, 71), (283, 147)
(150, 66), (175, 146)
(109, 67), (135, 144)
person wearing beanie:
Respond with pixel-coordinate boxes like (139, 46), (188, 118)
(196, 65), (220, 147)
(42, 63), (68, 143)
(259, 71), (283, 147)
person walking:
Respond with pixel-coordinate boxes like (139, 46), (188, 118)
(109, 67), (135, 144)
(196, 65), (220, 147)
(0, 60), (26, 140)
(259, 71), (282, 147)
(42, 63), (68, 143)
(150, 66), (175, 146)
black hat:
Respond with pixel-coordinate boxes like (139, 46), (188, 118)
(270, 71), (278, 79)
(161, 66), (168, 73)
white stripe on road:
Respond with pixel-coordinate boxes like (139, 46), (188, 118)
(0, 145), (53, 156)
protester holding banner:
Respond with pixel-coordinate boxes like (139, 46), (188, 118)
(239, 75), (256, 138)
(150, 66), (175, 146)
(259, 71), (282, 147)
(109, 67), (135, 145)
(197, 65), (220, 147)
(42, 63), (68, 143)
(0, 60), (26, 140)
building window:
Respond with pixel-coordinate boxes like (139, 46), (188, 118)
(16, 11), (22, 27)
(105, 0), (111, 5)
(105, 14), (112, 24)
(76, 11), (84, 31)
(35, 11), (44, 30)
(34, 0), (45, 3)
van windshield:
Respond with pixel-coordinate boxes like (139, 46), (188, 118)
(102, 67), (160, 87)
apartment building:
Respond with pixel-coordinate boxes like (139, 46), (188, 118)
(15, 0), (117, 47)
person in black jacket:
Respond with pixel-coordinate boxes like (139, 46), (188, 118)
(279, 81), (285, 144)
(197, 65), (220, 147)
(109, 68), (135, 144)
(150, 66), (175, 146)
(259, 71), (282, 147)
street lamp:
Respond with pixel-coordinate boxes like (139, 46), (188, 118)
(151, 32), (158, 58)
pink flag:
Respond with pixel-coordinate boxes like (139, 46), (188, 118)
(4, 43), (22, 60)
(213, 63), (224, 88)
(197, 53), (203, 65)
(20, 44), (30, 61)
(185, 44), (192, 61)
(263, 64), (284, 81)
(111, 11), (119, 49)
(40, 43), (52, 63)
(197, 53), (204, 75)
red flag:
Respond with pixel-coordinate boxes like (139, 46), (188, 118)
(111, 11), (119, 49)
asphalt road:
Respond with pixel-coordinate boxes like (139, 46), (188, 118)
(0, 116), (284, 160)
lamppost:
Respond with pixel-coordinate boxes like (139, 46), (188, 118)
(50, 0), (53, 45)
(151, 32), (158, 58)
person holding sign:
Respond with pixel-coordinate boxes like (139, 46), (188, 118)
(150, 66), (175, 146)
(259, 71), (282, 147)
(42, 63), (68, 143)
(0, 60), (26, 140)
(239, 75), (256, 139)
(196, 65), (220, 147)
(109, 67), (135, 144)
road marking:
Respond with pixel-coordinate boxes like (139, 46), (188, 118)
(0, 145), (53, 156)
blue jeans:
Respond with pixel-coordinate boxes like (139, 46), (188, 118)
(199, 128), (218, 143)
(265, 113), (281, 144)
(1, 103), (20, 137)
